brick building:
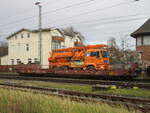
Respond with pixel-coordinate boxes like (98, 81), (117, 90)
(131, 18), (150, 64)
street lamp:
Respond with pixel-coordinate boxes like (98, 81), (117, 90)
(35, 1), (42, 65)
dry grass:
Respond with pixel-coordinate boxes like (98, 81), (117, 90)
(0, 88), (141, 113)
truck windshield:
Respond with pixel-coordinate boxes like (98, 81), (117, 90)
(101, 51), (109, 58)
(90, 51), (99, 57)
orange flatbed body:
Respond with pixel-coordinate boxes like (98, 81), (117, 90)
(48, 44), (110, 70)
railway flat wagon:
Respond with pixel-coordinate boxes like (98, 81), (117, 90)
(0, 65), (16, 72)
(0, 44), (138, 79)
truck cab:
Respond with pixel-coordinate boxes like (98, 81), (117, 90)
(84, 49), (110, 70)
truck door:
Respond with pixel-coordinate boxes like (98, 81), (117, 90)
(85, 51), (100, 67)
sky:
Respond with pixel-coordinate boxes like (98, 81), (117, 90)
(0, 0), (150, 49)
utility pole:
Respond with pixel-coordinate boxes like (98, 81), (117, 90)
(35, 2), (42, 65)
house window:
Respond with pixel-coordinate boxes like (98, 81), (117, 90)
(52, 41), (61, 50)
(26, 44), (29, 51)
(16, 59), (20, 64)
(143, 36), (150, 45)
(21, 34), (24, 38)
(11, 59), (14, 65)
(27, 33), (30, 38)
(34, 58), (38, 63)
(28, 58), (32, 63)
(61, 46), (66, 48)
(137, 37), (142, 46)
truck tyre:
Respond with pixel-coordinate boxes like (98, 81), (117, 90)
(87, 65), (95, 71)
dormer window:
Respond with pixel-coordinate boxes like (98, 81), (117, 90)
(21, 34), (24, 38)
(27, 33), (30, 38)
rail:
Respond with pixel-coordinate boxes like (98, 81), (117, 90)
(0, 82), (149, 113)
(0, 74), (149, 89)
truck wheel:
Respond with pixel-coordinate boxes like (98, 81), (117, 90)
(61, 66), (68, 70)
(53, 67), (59, 71)
(87, 65), (95, 71)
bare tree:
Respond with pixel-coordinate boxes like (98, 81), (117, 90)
(0, 41), (8, 47)
(120, 35), (132, 51)
(108, 36), (142, 67)
(107, 37), (124, 64)
(61, 27), (85, 42)
(62, 27), (75, 37)
(107, 37), (118, 48)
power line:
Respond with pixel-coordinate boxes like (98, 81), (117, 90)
(0, 0), (135, 28)
(0, 0), (96, 27)
(1, 13), (149, 31)
(86, 30), (133, 36)
(41, 0), (96, 15)
(71, 16), (149, 28)
(0, 0), (60, 20)
(29, 0), (139, 29)
(38, 15), (148, 30)
(49, 13), (150, 27)
(0, 8), (36, 21)
(6, 0), (136, 29)
(0, 0), (146, 30)
(41, 0), (134, 25)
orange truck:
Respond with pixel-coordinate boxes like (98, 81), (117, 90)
(48, 44), (110, 70)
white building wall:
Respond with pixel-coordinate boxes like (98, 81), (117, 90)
(64, 35), (83, 48)
(41, 32), (52, 67)
(0, 55), (9, 65)
(8, 30), (39, 65)
(0, 28), (84, 67)
(64, 36), (74, 48)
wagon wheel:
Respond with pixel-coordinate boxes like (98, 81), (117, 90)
(59, 66), (68, 70)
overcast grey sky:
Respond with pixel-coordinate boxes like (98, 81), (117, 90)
(0, 0), (150, 49)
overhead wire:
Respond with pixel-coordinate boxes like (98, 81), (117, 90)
(42, 0), (134, 25)
(0, 0), (61, 20)
(0, 1), (138, 29)
(0, 0), (148, 38)
(43, 13), (150, 28)
(0, 0), (146, 30)
(27, 0), (140, 29)
(70, 16), (149, 28)
(1, 12), (149, 31)
(0, 0), (96, 27)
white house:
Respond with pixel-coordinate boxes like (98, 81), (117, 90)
(0, 28), (84, 67)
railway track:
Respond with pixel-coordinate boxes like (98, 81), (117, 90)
(0, 74), (150, 89)
(0, 82), (149, 113)
(0, 72), (150, 82)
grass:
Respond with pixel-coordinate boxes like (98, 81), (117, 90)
(0, 79), (150, 98)
(0, 88), (141, 113)
(94, 89), (150, 98)
(0, 79), (92, 92)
